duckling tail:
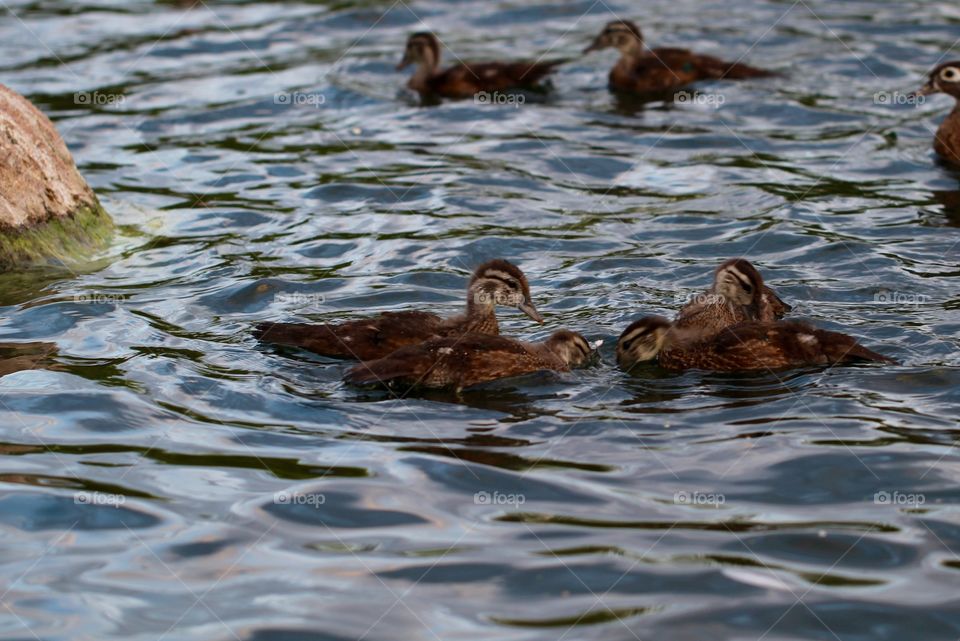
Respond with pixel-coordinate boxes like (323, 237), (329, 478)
(254, 322), (350, 358)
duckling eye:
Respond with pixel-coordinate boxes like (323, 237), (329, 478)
(940, 67), (960, 82)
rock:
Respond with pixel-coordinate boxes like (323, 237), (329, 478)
(0, 83), (112, 269)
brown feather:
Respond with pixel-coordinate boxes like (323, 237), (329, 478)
(659, 320), (896, 371)
(345, 330), (591, 390)
(426, 59), (566, 98)
(613, 49), (774, 93)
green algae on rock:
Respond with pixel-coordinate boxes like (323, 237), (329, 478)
(0, 84), (113, 269)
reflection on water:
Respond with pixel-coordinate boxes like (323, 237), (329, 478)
(0, 0), (959, 639)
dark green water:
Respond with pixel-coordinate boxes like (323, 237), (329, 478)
(1, 0), (959, 639)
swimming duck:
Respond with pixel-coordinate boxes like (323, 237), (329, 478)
(583, 20), (774, 96)
(398, 32), (566, 99)
(916, 61), (960, 165)
(674, 258), (790, 338)
(254, 259), (543, 361)
(345, 329), (594, 390)
(617, 315), (894, 372)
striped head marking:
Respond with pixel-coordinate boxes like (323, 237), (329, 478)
(714, 258), (764, 307)
(398, 32), (441, 71)
(469, 259), (543, 323)
(546, 330), (594, 367)
(584, 20), (644, 54)
(616, 315), (671, 369)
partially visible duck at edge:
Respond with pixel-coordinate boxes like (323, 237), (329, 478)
(254, 259), (543, 361)
(345, 329), (596, 391)
(398, 31), (567, 99)
(583, 19), (775, 96)
(916, 60), (960, 166)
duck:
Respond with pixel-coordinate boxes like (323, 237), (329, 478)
(916, 61), (960, 166)
(254, 259), (543, 361)
(617, 315), (895, 372)
(398, 32), (566, 99)
(345, 329), (595, 390)
(674, 258), (791, 339)
(583, 20), (774, 96)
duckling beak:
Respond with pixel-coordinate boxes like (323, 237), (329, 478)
(396, 52), (412, 71)
(583, 38), (603, 54)
(915, 80), (939, 97)
(519, 301), (544, 324)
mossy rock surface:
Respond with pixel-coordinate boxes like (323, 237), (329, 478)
(0, 83), (113, 269)
(0, 201), (113, 269)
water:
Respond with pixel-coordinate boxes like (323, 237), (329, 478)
(1, 0), (959, 639)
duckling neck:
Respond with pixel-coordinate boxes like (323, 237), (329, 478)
(407, 61), (437, 93)
(463, 299), (499, 334)
(616, 41), (646, 69)
(934, 102), (960, 163)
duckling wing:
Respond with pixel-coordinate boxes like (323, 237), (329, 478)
(345, 335), (548, 389)
(711, 321), (895, 369)
(638, 48), (773, 87)
(433, 60), (564, 96)
(254, 311), (444, 361)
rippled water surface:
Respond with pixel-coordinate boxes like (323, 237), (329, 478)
(2, 0), (960, 639)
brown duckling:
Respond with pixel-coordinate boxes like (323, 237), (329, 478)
(617, 315), (895, 372)
(916, 61), (960, 165)
(345, 329), (594, 390)
(398, 32), (566, 99)
(255, 259), (543, 361)
(674, 258), (790, 338)
(583, 20), (774, 96)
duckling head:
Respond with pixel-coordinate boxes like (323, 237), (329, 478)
(616, 315), (671, 370)
(584, 20), (644, 55)
(469, 259), (543, 323)
(917, 61), (960, 99)
(713, 258), (764, 307)
(398, 32), (441, 71)
(545, 330), (595, 367)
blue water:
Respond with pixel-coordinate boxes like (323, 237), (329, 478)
(1, 0), (959, 639)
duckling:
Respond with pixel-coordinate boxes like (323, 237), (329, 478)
(345, 329), (594, 390)
(674, 258), (790, 338)
(617, 316), (895, 372)
(398, 32), (566, 99)
(916, 61), (960, 165)
(583, 20), (774, 96)
(254, 259), (543, 361)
